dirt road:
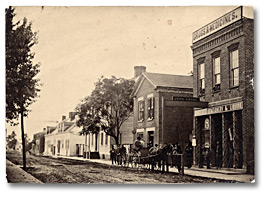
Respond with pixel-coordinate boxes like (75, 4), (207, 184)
(6, 151), (230, 184)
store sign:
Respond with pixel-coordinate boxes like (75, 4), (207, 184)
(194, 101), (243, 116)
(173, 96), (199, 102)
(192, 6), (242, 43)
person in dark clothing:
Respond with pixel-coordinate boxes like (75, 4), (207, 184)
(109, 145), (116, 165)
(185, 141), (193, 168)
(175, 142), (182, 154)
(205, 148), (211, 169)
(216, 141), (222, 169)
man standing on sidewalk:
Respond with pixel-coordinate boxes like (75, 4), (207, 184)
(109, 145), (116, 165)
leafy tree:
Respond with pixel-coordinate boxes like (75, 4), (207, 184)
(6, 131), (17, 149)
(76, 76), (134, 145)
(6, 7), (41, 169)
(79, 76), (134, 145)
(6, 130), (16, 142)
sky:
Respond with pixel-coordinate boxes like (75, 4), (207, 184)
(5, 5), (253, 140)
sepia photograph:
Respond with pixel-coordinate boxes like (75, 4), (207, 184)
(5, 4), (256, 186)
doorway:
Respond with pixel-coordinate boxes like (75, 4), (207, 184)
(148, 131), (154, 148)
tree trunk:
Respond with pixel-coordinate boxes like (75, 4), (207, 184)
(20, 111), (26, 170)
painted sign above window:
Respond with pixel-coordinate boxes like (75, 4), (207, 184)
(192, 6), (242, 43)
(173, 96), (199, 102)
(194, 101), (243, 116)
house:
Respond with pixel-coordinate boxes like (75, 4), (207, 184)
(32, 130), (46, 156)
(131, 70), (196, 149)
(14, 140), (22, 152)
(191, 6), (254, 174)
(84, 127), (111, 159)
(44, 112), (85, 157)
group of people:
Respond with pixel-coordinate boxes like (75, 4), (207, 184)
(109, 144), (127, 165)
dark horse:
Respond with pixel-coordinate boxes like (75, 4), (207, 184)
(149, 144), (172, 173)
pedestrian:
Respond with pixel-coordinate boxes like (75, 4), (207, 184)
(205, 148), (211, 169)
(134, 136), (143, 155)
(185, 141), (193, 168)
(121, 145), (127, 165)
(116, 144), (121, 165)
(176, 142), (182, 154)
(216, 141), (222, 169)
(109, 145), (116, 165)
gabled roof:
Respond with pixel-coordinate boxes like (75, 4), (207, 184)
(131, 72), (193, 97)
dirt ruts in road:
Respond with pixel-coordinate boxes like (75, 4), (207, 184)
(6, 151), (229, 184)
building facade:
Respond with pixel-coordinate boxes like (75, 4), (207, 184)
(84, 129), (111, 159)
(132, 71), (195, 149)
(44, 112), (85, 157)
(32, 131), (46, 156)
(191, 7), (254, 174)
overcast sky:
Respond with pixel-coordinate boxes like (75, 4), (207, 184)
(5, 6), (254, 139)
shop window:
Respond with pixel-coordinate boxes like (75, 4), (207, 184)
(198, 62), (205, 95)
(138, 100), (145, 122)
(147, 97), (154, 120)
(230, 49), (239, 87)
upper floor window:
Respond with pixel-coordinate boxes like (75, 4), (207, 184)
(213, 55), (221, 92)
(199, 62), (205, 95)
(213, 57), (221, 85)
(230, 49), (239, 87)
(147, 96), (154, 120)
(138, 100), (145, 122)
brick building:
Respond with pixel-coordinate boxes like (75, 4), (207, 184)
(131, 70), (196, 149)
(191, 7), (254, 174)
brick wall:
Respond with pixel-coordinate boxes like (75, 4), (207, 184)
(192, 18), (254, 173)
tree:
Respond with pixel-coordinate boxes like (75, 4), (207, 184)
(91, 76), (134, 144)
(76, 76), (134, 145)
(6, 7), (41, 169)
(6, 131), (17, 149)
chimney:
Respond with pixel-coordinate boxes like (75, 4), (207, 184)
(69, 112), (76, 121)
(62, 115), (66, 121)
(134, 66), (146, 78)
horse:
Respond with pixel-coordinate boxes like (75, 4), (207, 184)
(148, 144), (172, 173)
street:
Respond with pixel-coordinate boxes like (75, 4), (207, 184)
(6, 151), (230, 184)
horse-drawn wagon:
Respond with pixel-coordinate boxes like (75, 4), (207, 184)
(117, 144), (184, 175)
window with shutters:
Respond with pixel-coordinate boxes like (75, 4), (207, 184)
(91, 133), (94, 145)
(147, 97), (154, 120)
(138, 100), (145, 122)
(101, 133), (104, 145)
(105, 134), (108, 145)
